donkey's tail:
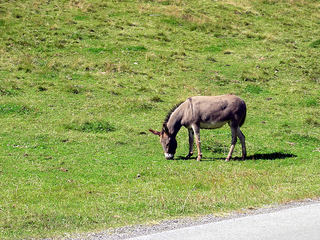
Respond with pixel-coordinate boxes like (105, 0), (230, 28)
(239, 101), (247, 127)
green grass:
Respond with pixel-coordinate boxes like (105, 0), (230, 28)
(0, 0), (320, 239)
(65, 120), (115, 133)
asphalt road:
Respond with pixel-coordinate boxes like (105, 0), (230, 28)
(128, 203), (320, 240)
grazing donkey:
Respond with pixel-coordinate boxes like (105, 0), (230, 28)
(149, 95), (247, 161)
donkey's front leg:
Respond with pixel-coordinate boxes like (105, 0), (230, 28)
(185, 128), (194, 159)
(192, 124), (202, 161)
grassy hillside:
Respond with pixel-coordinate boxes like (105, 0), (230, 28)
(0, 0), (319, 239)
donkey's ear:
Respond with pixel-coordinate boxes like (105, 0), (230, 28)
(149, 129), (161, 136)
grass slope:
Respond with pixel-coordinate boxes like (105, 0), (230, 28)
(0, 0), (319, 239)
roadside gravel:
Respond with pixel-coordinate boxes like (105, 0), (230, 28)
(61, 198), (320, 240)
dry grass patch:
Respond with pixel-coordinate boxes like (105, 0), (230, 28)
(139, 3), (213, 26)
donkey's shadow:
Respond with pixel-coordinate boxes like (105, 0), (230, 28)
(176, 152), (297, 161)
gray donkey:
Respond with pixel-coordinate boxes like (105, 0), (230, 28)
(149, 95), (247, 161)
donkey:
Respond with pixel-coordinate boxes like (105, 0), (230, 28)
(149, 95), (247, 161)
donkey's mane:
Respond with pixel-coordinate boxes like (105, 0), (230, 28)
(163, 101), (184, 126)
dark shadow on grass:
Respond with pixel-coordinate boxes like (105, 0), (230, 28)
(175, 152), (297, 161)
(234, 152), (297, 161)
(175, 156), (197, 161)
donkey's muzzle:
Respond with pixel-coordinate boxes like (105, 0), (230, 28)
(165, 153), (174, 160)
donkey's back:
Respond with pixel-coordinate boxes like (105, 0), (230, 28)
(181, 95), (246, 128)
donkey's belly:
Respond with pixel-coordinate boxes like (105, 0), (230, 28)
(200, 121), (227, 129)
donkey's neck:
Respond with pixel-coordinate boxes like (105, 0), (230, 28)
(166, 106), (183, 136)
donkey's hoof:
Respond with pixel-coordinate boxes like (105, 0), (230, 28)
(185, 153), (193, 159)
(197, 156), (202, 161)
(225, 158), (230, 162)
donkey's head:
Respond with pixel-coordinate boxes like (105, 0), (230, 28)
(149, 124), (177, 160)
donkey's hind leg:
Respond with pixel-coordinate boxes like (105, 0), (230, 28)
(226, 126), (237, 162)
(237, 128), (246, 160)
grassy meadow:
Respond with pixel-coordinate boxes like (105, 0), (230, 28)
(0, 0), (320, 239)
